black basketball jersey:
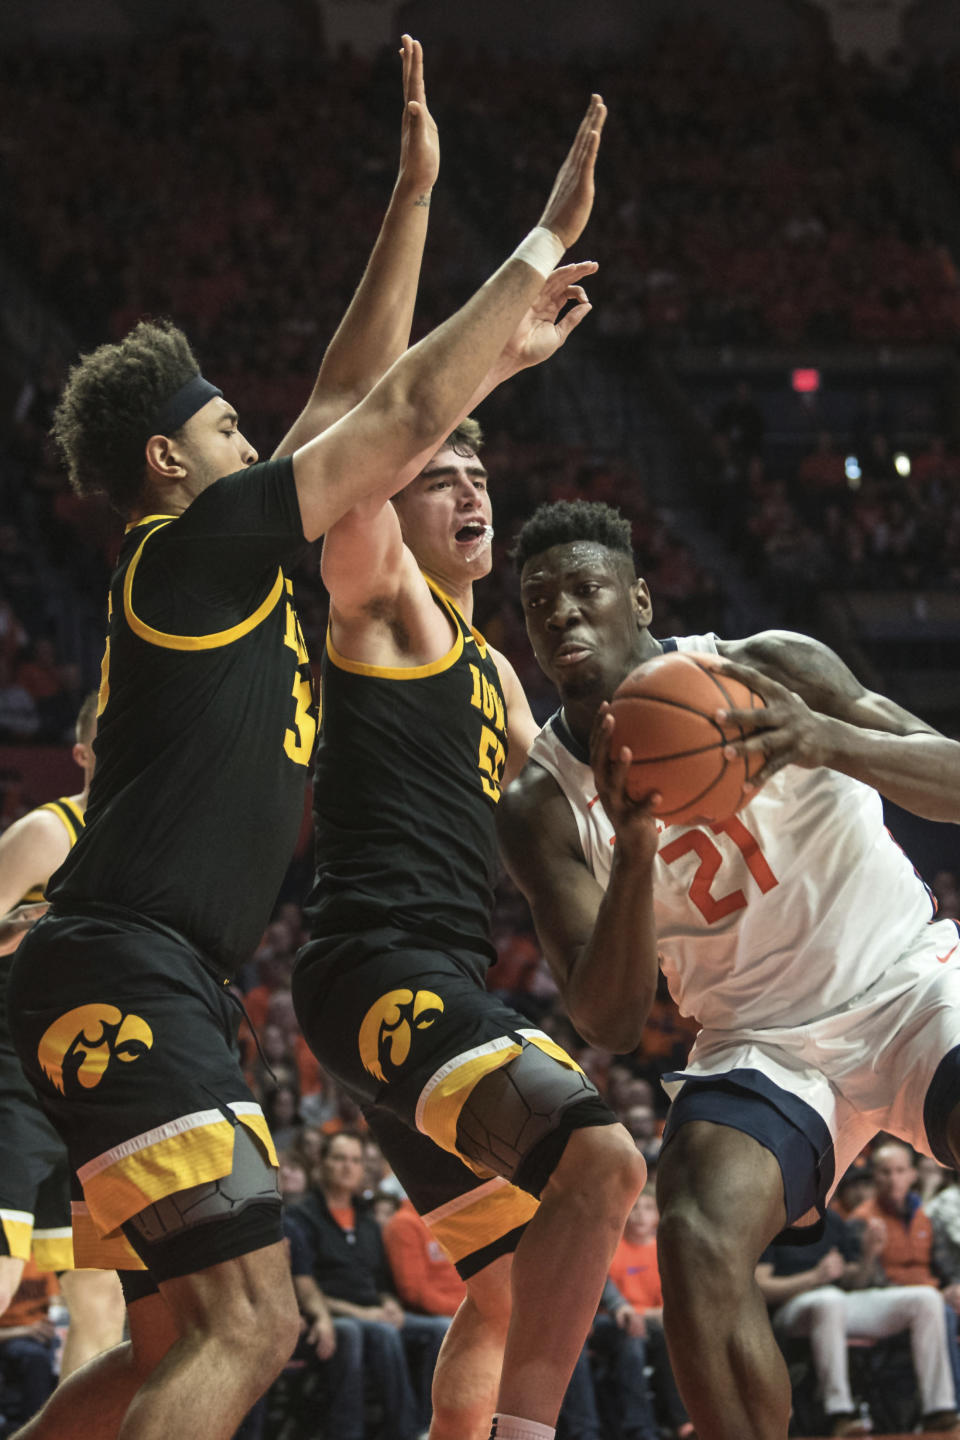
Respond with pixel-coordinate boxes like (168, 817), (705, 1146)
(51, 458), (315, 976)
(304, 578), (506, 963)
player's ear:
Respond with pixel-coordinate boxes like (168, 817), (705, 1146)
(632, 578), (653, 628)
(144, 434), (187, 483)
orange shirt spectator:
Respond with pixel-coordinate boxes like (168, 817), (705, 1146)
(383, 1201), (467, 1317)
(851, 1139), (938, 1288)
(608, 1193), (663, 1312)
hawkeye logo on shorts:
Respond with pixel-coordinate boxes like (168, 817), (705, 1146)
(38, 1004), (154, 1095)
(358, 989), (444, 1084)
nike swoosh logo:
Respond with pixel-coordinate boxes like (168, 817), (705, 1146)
(937, 941), (959, 965)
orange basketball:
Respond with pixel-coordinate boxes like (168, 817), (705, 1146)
(609, 651), (765, 826)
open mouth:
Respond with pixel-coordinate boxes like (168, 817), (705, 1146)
(455, 522), (493, 548)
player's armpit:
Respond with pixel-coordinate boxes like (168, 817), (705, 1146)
(320, 501), (407, 620)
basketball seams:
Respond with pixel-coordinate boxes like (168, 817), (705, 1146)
(611, 649), (763, 824)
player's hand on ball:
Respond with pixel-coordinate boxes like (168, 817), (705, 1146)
(591, 703), (661, 866)
(713, 659), (832, 789)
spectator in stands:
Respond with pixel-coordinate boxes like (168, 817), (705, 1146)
(382, 1201), (466, 1321)
(280, 1210), (365, 1440)
(831, 1163), (876, 1220)
(756, 1199), (958, 1436)
(263, 1083), (303, 1155)
(607, 1190), (694, 1440)
(0, 1259), (58, 1432)
(0, 658), (39, 742)
(284, 1131), (448, 1440)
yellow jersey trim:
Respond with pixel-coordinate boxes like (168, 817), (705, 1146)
(326, 577), (465, 680)
(39, 797), (85, 847)
(124, 513), (178, 534)
(123, 520), (284, 652)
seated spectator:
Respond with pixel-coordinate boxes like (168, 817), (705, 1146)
(263, 1082), (303, 1154)
(382, 1200), (466, 1320)
(758, 1203), (958, 1435)
(280, 1214), (365, 1440)
(831, 1163), (876, 1220)
(284, 1131), (448, 1440)
(0, 1260), (59, 1434)
(607, 1190), (694, 1440)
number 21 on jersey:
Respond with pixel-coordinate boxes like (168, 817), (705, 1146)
(660, 816), (778, 923)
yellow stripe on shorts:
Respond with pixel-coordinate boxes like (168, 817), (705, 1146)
(422, 1176), (539, 1264)
(0, 1208), (33, 1262)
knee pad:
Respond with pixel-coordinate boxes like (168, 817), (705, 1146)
(126, 1123), (280, 1245)
(454, 1038), (613, 1197)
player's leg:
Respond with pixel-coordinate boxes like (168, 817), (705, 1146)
(429, 1253), (513, 1440)
(494, 1119), (645, 1426)
(57, 1268), (126, 1378)
(115, 1240), (298, 1440)
(11, 1278), (177, 1439)
(656, 1119), (790, 1440)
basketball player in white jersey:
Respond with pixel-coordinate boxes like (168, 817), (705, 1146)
(497, 498), (960, 1440)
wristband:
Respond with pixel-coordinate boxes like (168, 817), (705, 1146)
(511, 226), (565, 279)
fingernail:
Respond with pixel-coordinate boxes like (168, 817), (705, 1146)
(716, 709), (728, 721)
(723, 744), (736, 759)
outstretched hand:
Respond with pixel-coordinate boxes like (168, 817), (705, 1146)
(539, 94), (607, 250)
(501, 261), (599, 372)
(590, 703), (661, 867)
(398, 34), (439, 197)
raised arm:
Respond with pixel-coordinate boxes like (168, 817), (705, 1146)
(715, 630), (960, 822)
(273, 35), (440, 457)
(498, 720), (660, 1052)
(290, 93), (607, 542)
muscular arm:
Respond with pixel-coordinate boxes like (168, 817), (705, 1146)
(718, 630), (960, 822)
(290, 95), (606, 543)
(497, 760), (659, 1052)
(273, 37), (439, 458)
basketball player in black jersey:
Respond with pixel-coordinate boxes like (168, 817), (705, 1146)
(294, 155), (644, 1440)
(8, 48), (608, 1440)
(0, 695), (125, 1380)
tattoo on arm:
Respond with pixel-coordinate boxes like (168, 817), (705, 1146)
(414, 193), (431, 208)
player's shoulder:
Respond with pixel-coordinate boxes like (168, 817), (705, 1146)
(498, 756), (580, 856)
(0, 803), (72, 849)
(719, 628), (834, 678)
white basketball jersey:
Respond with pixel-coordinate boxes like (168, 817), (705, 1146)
(527, 633), (937, 1031)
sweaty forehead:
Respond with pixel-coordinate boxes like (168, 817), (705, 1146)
(521, 541), (622, 586)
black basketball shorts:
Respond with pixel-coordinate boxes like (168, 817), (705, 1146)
(293, 929), (617, 1277)
(9, 909), (281, 1275)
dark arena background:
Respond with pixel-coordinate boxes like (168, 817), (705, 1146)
(1, 1), (959, 1437)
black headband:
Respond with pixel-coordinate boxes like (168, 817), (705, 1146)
(151, 374), (223, 436)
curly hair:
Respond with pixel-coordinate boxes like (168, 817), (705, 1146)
(50, 319), (202, 515)
(510, 499), (636, 574)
